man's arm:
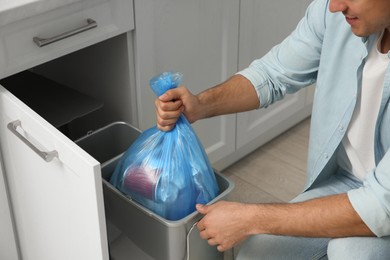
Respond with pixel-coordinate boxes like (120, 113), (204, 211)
(196, 193), (374, 252)
(195, 74), (260, 119)
(156, 74), (259, 131)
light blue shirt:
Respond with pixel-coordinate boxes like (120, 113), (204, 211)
(238, 0), (390, 237)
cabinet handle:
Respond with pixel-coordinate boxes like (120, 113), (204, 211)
(33, 18), (98, 47)
(7, 120), (58, 162)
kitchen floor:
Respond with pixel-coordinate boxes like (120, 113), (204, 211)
(221, 117), (311, 260)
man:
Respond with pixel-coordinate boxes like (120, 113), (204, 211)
(155, 0), (390, 258)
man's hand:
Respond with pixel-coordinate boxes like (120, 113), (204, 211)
(195, 194), (374, 252)
(196, 201), (252, 252)
(155, 75), (260, 131)
(155, 87), (200, 131)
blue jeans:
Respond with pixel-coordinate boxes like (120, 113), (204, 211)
(236, 170), (390, 260)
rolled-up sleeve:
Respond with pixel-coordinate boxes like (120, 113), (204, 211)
(237, 0), (327, 108)
(238, 65), (272, 109)
(348, 153), (390, 236)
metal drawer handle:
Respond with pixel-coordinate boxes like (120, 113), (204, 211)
(7, 120), (58, 162)
(33, 18), (98, 47)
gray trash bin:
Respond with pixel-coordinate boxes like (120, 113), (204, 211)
(76, 121), (234, 260)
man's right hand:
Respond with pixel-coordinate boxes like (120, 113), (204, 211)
(155, 86), (200, 131)
(155, 75), (260, 131)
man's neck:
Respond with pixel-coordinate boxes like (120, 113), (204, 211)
(381, 28), (390, 53)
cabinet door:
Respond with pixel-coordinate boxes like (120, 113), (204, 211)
(133, 0), (239, 164)
(0, 86), (109, 260)
(236, 0), (312, 149)
(0, 152), (20, 260)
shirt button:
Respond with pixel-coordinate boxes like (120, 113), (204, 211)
(324, 153), (329, 159)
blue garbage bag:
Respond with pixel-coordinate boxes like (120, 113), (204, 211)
(110, 72), (219, 220)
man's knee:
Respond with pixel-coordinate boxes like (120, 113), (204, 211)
(327, 236), (390, 260)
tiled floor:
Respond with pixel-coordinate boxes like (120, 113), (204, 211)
(221, 117), (310, 259)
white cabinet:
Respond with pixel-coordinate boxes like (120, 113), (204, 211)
(0, 0), (135, 259)
(0, 151), (19, 260)
(0, 0), (134, 78)
(133, 0), (240, 165)
(234, 0), (313, 155)
(0, 88), (109, 260)
(134, 0), (313, 170)
(0, 0), (315, 259)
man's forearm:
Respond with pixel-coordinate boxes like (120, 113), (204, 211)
(196, 74), (260, 119)
(249, 193), (374, 238)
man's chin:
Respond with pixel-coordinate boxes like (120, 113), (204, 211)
(350, 28), (369, 37)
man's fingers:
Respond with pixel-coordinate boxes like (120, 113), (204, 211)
(196, 204), (208, 214)
(158, 87), (187, 102)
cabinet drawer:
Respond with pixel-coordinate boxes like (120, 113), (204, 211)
(0, 0), (134, 78)
(0, 85), (110, 260)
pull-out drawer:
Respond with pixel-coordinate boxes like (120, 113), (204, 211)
(0, 77), (233, 259)
(0, 0), (134, 78)
(76, 122), (234, 260)
(0, 84), (109, 260)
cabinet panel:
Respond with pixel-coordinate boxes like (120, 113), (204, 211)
(237, 93), (306, 148)
(134, 0), (239, 164)
(0, 86), (109, 260)
(238, 0), (310, 70)
(237, 0), (312, 149)
(0, 152), (19, 260)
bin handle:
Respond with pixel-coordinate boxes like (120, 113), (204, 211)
(186, 221), (199, 260)
(7, 120), (58, 162)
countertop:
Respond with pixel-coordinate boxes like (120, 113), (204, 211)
(0, 0), (82, 27)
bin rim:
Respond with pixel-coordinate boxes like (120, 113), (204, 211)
(103, 171), (235, 227)
(74, 121), (142, 143)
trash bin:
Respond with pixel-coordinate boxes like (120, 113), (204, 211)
(76, 121), (234, 260)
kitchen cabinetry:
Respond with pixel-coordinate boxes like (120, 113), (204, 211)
(0, 153), (19, 260)
(134, 0), (313, 170)
(0, 90), (109, 260)
(228, 0), (314, 167)
(133, 0), (239, 165)
(0, 0), (135, 259)
(0, 0), (315, 259)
